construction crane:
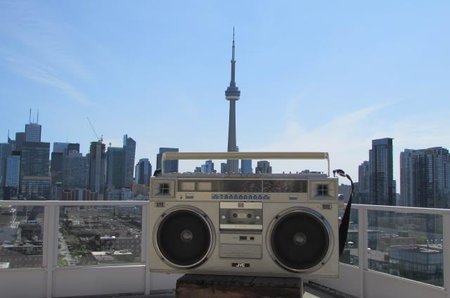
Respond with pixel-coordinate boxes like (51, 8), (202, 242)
(86, 117), (103, 142)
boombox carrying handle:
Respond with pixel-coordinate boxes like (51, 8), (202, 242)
(161, 151), (330, 176)
(333, 169), (354, 256)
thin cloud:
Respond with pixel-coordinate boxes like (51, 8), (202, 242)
(0, 0), (93, 79)
(4, 54), (92, 105)
(241, 103), (387, 177)
(252, 100), (450, 182)
(268, 102), (388, 152)
(0, 1), (94, 104)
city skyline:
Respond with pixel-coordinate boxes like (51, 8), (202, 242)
(1, 1), (450, 184)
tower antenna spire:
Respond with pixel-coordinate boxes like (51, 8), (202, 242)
(230, 27), (236, 87)
(225, 27), (241, 173)
(232, 26), (235, 57)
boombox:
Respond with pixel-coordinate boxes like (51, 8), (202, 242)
(148, 152), (339, 278)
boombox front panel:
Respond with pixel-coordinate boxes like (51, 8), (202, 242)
(149, 196), (339, 278)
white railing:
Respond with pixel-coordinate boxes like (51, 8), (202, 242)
(316, 204), (450, 298)
(0, 200), (180, 298)
(1, 201), (450, 298)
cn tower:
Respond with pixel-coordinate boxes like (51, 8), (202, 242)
(225, 28), (240, 173)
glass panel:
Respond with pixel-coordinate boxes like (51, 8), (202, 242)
(0, 205), (44, 269)
(58, 205), (142, 266)
(368, 211), (443, 287)
(340, 207), (359, 266)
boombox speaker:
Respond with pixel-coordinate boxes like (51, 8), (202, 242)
(149, 152), (339, 278)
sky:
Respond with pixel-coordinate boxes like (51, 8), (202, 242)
(1, 1), (450, 184)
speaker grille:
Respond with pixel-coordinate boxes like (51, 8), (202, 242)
(269, 209), (331, 272)
(156, 208), (213, 268)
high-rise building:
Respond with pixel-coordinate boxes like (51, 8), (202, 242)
(0, 143), (12, 187)
(400, 147), (450, 208)
(21, 176), (51, 200)
(63, 152), (88, 189)
(220, 162), (228, 174)
(19, 142), (50, 199)
(25, 123), (42, 142)
(241, 159), (252, 174)
(88, 141), (106, 196)
(104, 135), (136, 192)
(15, 132), (25, 151)
(225, 29), (240, 173)
(20, 142), (50, 178)
(106, 147), (126, 190)
(51, 152), (64, 185)
(123, 135), (136, 187)
(5, 154), (20, 188)
(135, 158), (152, 185)
(369, 138), (395, 205)
(156, 147), (179, 173)
(358, 161), (370, 191)
(255, 161), (272, 174)
(53, 142), (80, 154)
(3, 153), (20, 200)
(400, 149), (416, 207)
(50, 142), (85, 189)
(357, 161), (370, 204)
(53, 143), (67, 153)
(201, 160), (215, 174)
(24, 109), (42, 142)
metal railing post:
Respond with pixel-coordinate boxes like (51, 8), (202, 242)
(142, 204), (151, 295)
(44, 203), (59, 298)
(443, 213), (450, 297)
(358, 206), (368, 298)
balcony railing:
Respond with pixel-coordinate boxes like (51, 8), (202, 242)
(316, 204), (450, 298)
(0, 201), (449, 298)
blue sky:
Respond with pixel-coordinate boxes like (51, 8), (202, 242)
(1, 1), (450, 182)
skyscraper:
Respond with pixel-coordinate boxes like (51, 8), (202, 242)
(123, 135), (136, 187)
(106, 147), (126, 189)
(400, 147), (450, 208)
(3, 153), (20, 199)
(20, 141), (51, 199)
(0, 143), (12, 187)
(103, 135), (136, 195)
(255, 161), (272, 174)
(369, 138), (395, 205)
(88, 141), (106, 197)
(53, 142), (80, 155)
(220, 162), (228, 174)
(156, 147), (179, 173)
(25, 123), (42, 142)
(225, 29), (240, 173)
(63, 152), (88, 189)
(50, 151), (64, 184)
(50, 142), (81, 185)
(15, 132), (25, 151)
(135, 158), (152, 185)
(357, 161), (370, 204)
(241, 159), (252, 174)
(5, 154), (20, 188)
(24, 109), (42, 143)
(20, 142), (50, 178)
(201, 160), (215, 174)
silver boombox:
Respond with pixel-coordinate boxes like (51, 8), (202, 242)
(148, 152), (339, 278)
